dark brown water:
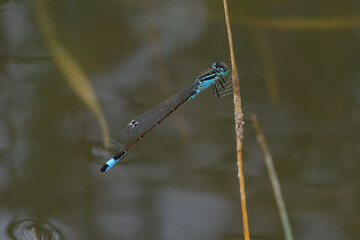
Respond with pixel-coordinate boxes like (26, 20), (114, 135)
(0, 0), (359, 239)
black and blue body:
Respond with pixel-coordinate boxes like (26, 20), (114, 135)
(100, 62), (230, 174)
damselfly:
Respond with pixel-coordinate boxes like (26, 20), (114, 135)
(100, 62), (231, 174)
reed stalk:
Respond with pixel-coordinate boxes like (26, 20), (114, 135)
(222, 0), (250, 239)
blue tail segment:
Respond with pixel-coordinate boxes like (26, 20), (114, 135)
(99, 150), (126, 174)
(99, 158), (116, 173)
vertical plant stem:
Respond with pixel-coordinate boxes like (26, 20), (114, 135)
(222, 0), (250, 239)
(250, 114), (294, 240)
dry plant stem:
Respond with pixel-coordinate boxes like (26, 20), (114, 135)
(222, 0), (249, 239)
(34, 0), (110, 149)
(250, 114), (294, 240)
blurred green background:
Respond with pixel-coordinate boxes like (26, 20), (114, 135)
(0, 0), (359, 239)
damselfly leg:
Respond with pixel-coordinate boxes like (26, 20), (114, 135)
(213, 73), (234, 98)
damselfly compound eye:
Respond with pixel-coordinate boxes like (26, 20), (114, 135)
(212, 62), (220, 69)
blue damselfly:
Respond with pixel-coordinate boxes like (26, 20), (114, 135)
(100, 62), (231, 174)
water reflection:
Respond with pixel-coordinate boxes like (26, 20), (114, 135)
(111, 0), (207, 91)
(0, 0), (11, 11)
(0, 0), (359, 239)
(91, 138), (124, 164)
(7, 219), (63, 240)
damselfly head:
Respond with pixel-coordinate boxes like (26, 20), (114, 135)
(212, 62), (228, 76)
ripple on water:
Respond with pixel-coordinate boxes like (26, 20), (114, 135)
(7, 219), (63, 240)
